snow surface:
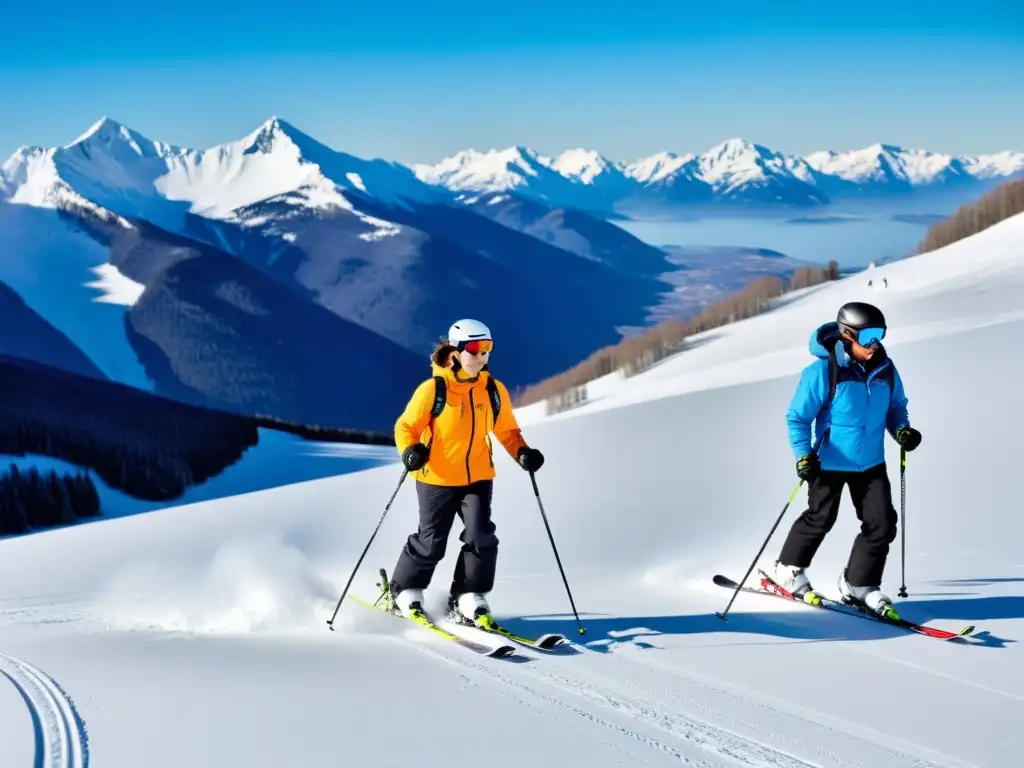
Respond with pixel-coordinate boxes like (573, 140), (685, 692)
(83, 263), (145, 306)
(0, 201), (153, 389)
(1, 215), (1024, 766)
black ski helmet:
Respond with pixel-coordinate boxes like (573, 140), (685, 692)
(837, 301), (886, 332)
(837, 301), (886, 346)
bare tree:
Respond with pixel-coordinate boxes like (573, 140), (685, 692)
(915, 180), (1024, 255)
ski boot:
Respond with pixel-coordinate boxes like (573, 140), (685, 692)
(837, 568), (899, 620)
(772, 560), (822, 605)
(447, 592), (499, 630)
(375, 569), (425, 620)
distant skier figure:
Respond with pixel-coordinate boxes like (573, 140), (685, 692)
(385, 318), (545, 628)
(771, 301), (922, 617)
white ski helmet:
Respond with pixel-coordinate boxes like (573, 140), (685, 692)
(447, 318), (492, 347)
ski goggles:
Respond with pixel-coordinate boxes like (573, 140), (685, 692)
(458, 339), (493, 355)
(852, 326), (886, 347)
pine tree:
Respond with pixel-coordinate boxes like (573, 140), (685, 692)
(78, 472), (102, 518)
(49, 471), (75, 525)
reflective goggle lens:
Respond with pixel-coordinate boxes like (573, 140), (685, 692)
(856, 326), (886, 346)
(462, 339), (493, 355)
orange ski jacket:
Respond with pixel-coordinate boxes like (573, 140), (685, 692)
(395, 364), (529, 486)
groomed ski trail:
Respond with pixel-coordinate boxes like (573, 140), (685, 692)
(408, 638), (735, 768)
(583, 640), (974, 768)
(385, 623), (967, 768)
(0, 652), (89, 768)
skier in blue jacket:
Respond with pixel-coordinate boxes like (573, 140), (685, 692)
(771, 302), (922, 617)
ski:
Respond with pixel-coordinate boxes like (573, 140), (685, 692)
(348, 593), (517, 657)
(443, 613), (567, 651)
(713, 571), (975, 641)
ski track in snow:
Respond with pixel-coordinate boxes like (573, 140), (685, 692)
(390, 623), (957, 768)
(592, 642), (967, 768)
(0, 652), (89, 768)
(406, 636), (730, 768)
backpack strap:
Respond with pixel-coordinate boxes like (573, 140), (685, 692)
(430, 376), (447, 418)
(423, 376), (447, 452)
(485, 376), (502, 422)
(827, 348), (838, 407)
(814, 346), (839, 434)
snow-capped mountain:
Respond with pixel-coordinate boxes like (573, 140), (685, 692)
(0, 116), (679, 426)
(693, 138), (826, 205)
(551, 148), (619, 185)
(624, 151), (696, 184)
(414, 137), (1024, 211)
(962, 150), (1024, 180)
(1, 116), (440, 241)
(411, 145), (631, 212)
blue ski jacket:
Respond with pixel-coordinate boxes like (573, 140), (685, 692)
(786, 322), (910, 472)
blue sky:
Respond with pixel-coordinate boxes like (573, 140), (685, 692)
(3, 0), (1022, 164)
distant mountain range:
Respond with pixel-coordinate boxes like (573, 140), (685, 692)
(3, 116), (1004, 430)
(412, 139), (1024, 212)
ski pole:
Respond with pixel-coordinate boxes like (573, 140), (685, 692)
(327, 469), (408, 630)
(530, 471), (586, 635)
(717, 432), (827, 622)
(897, 446), (908, 598)
(716, 477), (804, 621)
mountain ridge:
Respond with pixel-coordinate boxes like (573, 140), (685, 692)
(412, 136), (1024, 210)
(6, 117), (1023, 218)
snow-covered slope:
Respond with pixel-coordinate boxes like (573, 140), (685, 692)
(0, 215), (1021, 766)
(0, 202), (152, 388)
(416, 138), (1024, 210)
(516, 211), (1024, 423)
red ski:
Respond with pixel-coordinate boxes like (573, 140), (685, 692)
(713, 571), (975, 641)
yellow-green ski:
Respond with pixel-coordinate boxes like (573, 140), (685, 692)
(346, 570), (516, 658)
(463, 613), (567, 650)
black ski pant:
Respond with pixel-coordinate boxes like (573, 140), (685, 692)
(777, 462), (898, 587)
(390, 480), (498, 597)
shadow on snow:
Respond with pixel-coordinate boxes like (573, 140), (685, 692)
(498, 589), (1023, 652)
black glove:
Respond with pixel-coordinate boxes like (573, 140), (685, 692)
(796, 452), (819, 481)
(517, 447), (544, 472)
(401, 443), (429, 471)
(895, 426), (922, 451)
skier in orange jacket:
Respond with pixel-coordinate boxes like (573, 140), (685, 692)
(387, 319), (545, 626)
